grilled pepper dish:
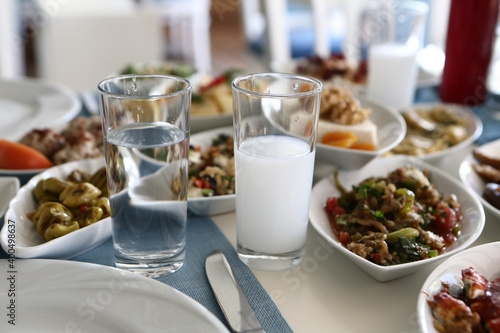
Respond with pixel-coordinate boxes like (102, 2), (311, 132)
(27, 167), (110, 241)
(325, 166), (462, 266)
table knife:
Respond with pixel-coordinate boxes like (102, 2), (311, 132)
(205, 250), (265, 333)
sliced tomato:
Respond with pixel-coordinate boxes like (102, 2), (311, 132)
(339, 231), (351, 246)
(433, 207), (457, 236)
(194, 179), (204, 188)
(325, 197), (345, 215)
(0, 139), (53, 170)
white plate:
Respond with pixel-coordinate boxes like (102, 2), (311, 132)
(309, 156), (485, 282)
(0, 177), (19, 218)
(0, 158), (111, 259)
(0, 259), (229, 332)
(0, 77), (80, 142)
(417, 241), (500, 333)
(459, 138), (500, 218)
(188, 126), (235, 216)
(315, 95), (406, 169)
(394, 103), (483, 165)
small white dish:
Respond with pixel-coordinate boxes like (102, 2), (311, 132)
(459, 138), (500, 218)
(0, 177), (19, 218)
(309, 156), (485, 282)
(417, 241), (500, 333)
(394, 103), (483, 165)
(188, 126), (235, 216)
(0, 158), (111, 259)
(0, 259), (229, 332)
(315, 95), (406, 169)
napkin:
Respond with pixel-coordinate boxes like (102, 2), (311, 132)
(72, 214), (293, 333)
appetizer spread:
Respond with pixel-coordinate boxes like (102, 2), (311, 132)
(27, 167), (110, 241)
(388, 105), (469, 156)
(318, 85), (377, 150)
(427, 267), (500, 333)
(471, 147), (500, 210)
(188, 133), (235, 198)
(325, 166), (462, 266)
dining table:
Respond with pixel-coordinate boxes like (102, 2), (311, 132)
(1, 85), (500, 333)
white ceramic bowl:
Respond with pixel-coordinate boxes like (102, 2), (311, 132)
(394, 103), (483, 165)
(309, 156), (485, 282)
(0, 177), (19, 218)
(0, 158), (111, 259)
(417, 241), (500, 333)
(315, 96), (406, 170)
(459, 138), (500, 218)
(188, 126), (235, 216)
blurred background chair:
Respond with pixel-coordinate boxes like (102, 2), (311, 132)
(241, 0), (347, 69)
(138, 0), (213, 73)
(0, 0), (24, 79)
(31, 0), (163, 91)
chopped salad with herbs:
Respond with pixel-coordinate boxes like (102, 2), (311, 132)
(188, 133), (235, 198)
(325, 166), (462, 266)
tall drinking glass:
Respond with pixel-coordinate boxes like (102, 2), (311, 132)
(98, 74), (191, 277)
(365, 0), (428, 109)
(232, 73), (322, 271)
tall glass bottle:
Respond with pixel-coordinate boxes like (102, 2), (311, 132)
(439, 0), (499, 105)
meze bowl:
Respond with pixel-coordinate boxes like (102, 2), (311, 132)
(308, 156), (485, 282)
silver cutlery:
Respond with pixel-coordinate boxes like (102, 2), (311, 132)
(205, 250), (265, 333)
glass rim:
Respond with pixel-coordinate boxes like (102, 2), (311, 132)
(97, 74), (192, 99)
(232, 72), (323, 99)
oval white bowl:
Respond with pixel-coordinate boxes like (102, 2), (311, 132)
(309, 155), (485, 282)
(417, 241), (500, 333)
(315, 96), (406, 170)
(459, 138), (500, 218)
(188, 126), (235, 216)
(0, 157), (111, 259)
(395, 103), (483, 165)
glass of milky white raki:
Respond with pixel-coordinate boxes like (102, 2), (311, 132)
(232, 73), (323, 271)
(365, 0), (429, 109)
(98, 74), (191, 278)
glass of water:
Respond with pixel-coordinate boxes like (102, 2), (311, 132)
(98, 74), (191, 278)
(232, 73), (322, 271)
